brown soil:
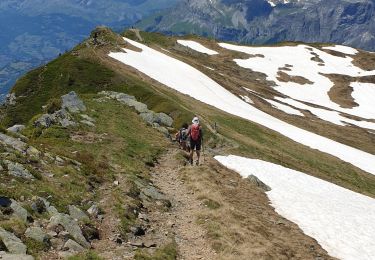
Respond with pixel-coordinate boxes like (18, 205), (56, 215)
(277, 71), (314, 85)
(352, 51), (375, 71)
(325, 74), (358, 108)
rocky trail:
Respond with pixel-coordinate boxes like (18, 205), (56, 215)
(150, 148), (217, 260)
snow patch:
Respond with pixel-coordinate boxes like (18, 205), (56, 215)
(218, 43), (375, 120)
(215, 155), (375, 260)
(323, 45), (359, 55)
(177, 40), (219, 55)
(264, 98), (304, 116)
(108, 38), (375, 175)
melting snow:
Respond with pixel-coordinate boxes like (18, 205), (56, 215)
(218, 43), (375, 120)
(215, 155), (375, 260)
(177, 40), (219, 55)
(109, 38), (375, 175)
(323, 45), (359, 55)
(264, 98), (304, 116)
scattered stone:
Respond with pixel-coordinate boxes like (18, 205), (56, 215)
(144, 241), (157, 248)
(58, 251), (75, 259)
(64, 239), (84, 253)
(129, 241), (143, 247)
(50, 238), (64, 250)
(26, 146), (40, 158)
(247, 175), (271, 192)
(141, 186), (166, 201)
(34, 114), (55, 128)
(80, 120), (95, 127)
(138, 213), (149, 222)
(0, 133), (27, 152)
(4, 93), (16, 106)
(25, 227), (49, 243)
(61, 91), (86, 113)
(0, 251), (34, 260)
(55, 156), (65, 166)
(156, 113), (173, 127)
(4, 161), (34, 179)
(47, 231), (58, 238)
(0, 228), (27, 254)
(87, 204), (99, 218)
(31, 198), (47, 214)
(49, 213), (90, 248)
(80, 114), (95, 122)
(68, 205), (89, 222)
(6, 125), (25, 134)
(10, 200), (28, 223)
(113, 180), (119, 186)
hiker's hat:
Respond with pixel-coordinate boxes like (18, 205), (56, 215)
(192, 116), (199, 124)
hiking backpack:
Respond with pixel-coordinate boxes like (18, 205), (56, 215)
(180, 128), (188, 141)
(190, 124), (200, 141)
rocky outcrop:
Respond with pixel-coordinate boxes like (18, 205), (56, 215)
(61, 91), (86, 113)
(0, 228), (27, 254)
(247, 175), (271, 192)
(0, 133), (27, 152)
(98, 91), (174, 136)
(4, 161), (34, 180)
(6, 125), (25, 133)
(25, 227), (49, 243)
(10, 200), (28, 222)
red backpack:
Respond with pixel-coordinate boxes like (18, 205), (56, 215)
(190, 124), (200, 141)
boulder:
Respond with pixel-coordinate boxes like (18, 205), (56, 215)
(54, 109), (76, 127)
(10, 200), (28, 223)
(61, 91), (86, 113)
(68, 205), (89, 222)
(87, 205), (99, 218)
(156, 113), (173, 127)
(0, 133), (27, 152)
(25, 227), (49, 243)
(34, 114), (55, 128)
(0, 252), (34, 260)
(131, 101), (148, 114)
(31, 198), (47, 214)
(26, 146), (41, 158)
(6, 125), (25, 134)
(247, 175), (271, 192)
(64, 239), (84, 253)
(80, 120), (95, 127)
(4, 161), (34, 179)
(80, 114), (95, 122)
(155, 126), (170, 137)
(0, 228), (27, 254)
(49, 213), (90, 248)
(139, 112), (157, 125)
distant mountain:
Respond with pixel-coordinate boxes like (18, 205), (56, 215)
(0, 0), (181, 97)
(138, 0), (375, 51)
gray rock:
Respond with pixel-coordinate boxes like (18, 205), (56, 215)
(4, 161), (34, 179)
(49, 213), (90, 248)
(25, 227), (48, 243)
(139, 112), (157, 125)
(155, 126), (170, 137)
(54, 109), (76, 127)
(141, 186), (166, 201)
(61, 91), (86, 113)
(26, 146), (41, 158)
(64, 239), (84, 252)
(80, 114), (95, 122)
(31, 198), (47, 214)
(0, 251), (34, 260)
(247, 175), (271, 192)
(156, 113), (173, 127)
(80, 120), (95, 127)
(87, 205), (99, 218)
(0, 228), (27, 254)
(131, 101), (148, 114)
(0, 133), (27, 152)
(6, 125), (25, 134)
(4, 93), (16, 106)
(34, 114), (56, 128)
(68, 205), (89, 222)
(10, 200), (28, 222)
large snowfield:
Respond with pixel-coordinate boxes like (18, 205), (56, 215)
(109, 38), (375, 175)
(218, 43), (375, 121)
(215, 155), (375, 260)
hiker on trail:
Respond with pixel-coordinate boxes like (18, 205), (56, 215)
(175, 123), (190, 152)
(188, 116), (203, 165)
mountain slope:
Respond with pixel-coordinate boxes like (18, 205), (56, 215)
(138, 0), (375, 51)
(1, 28), (375, 259)
(0, 0), (182, 97)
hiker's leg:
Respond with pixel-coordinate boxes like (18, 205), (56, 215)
(196, 150), (201, 165)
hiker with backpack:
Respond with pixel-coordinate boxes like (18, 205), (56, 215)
(175, 123), (190, 152)
(188, 116), (203, 165)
